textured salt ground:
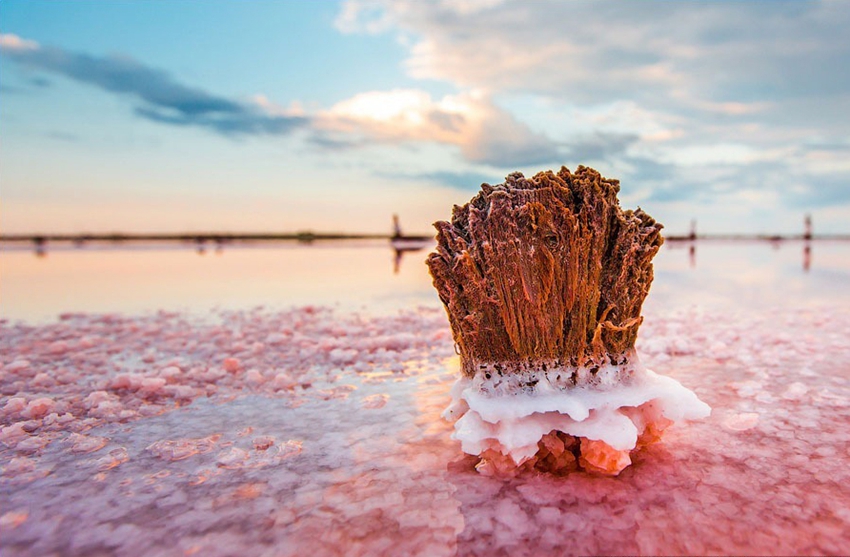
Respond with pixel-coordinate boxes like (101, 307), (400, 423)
(1, 306), (849, 556)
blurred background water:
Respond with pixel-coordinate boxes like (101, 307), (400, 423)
(2, 239), (848, 323)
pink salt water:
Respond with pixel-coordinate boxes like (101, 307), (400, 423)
(1, 240), (849, 555)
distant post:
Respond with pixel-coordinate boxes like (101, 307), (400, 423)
(392, 214), (402, 238)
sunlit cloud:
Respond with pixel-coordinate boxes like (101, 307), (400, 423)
(315, 89), (561, 166)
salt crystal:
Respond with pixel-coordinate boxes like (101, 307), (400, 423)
(15, 435), (51, 453)
(362, 394), (389, 409)
(223, 358), (242, 373)
(2, 397), (27, 417)
(21, 397), (56, 419)
(159, 366), (182, 380)
(253, 436), (275, 451)
(217, 447), (249, 469)
(0, 423), (30, 447)
(96, 447), (129, 471)
(68, 433), (109, 454)
(245, 369), (264, 384)
(32, 372), (53, 387)
(5, 360), (30, 373)
(147, 434), (221, 461)
(84, 391), (112, 408)
(723, 412), (760, 431)
(781, 382), (809, 400)
(140, 377), (167, 394)
(0, 510), (28, 530)
(47, 340), (69, 354)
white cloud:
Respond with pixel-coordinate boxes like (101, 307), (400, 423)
(315, 88), (560, 166)
(0, 33), (39, 51)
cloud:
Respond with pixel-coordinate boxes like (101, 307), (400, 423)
(1, 33), (558, 167)
(334, 0), (850, 213)
(411, 169), (501, 190)
(337, 1), (850, 106)
(0, 33), (306, 137)
(566, 132), (638, 162)
(315, 88), (561, 166)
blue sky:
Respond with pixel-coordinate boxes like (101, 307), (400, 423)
(2, 0), (849, 235)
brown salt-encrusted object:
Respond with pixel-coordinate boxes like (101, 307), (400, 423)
(427, 165), (663, 377)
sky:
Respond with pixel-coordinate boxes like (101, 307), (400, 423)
(1, 0), (849, 236)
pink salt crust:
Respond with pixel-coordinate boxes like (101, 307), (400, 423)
(1, 305), (849, 556)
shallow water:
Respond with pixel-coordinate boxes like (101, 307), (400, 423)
(2, 239), (849, 322)
(1, 240), (849, 555)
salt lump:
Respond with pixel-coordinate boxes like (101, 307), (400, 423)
(428, 166), (710, 475)
(443, 353), (710, 475)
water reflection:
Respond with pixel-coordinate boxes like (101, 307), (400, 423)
(803, 241), (811, 272)
(33, 237), (47, 258)
(392, 243), (430, 275)
(3, 239), (850, 323)
(667, 238), (820, 274)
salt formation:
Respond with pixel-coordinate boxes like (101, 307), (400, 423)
(428, 166), (710, 475)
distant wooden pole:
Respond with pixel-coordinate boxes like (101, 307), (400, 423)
(427, 166), (663, 377)
(392, 214), (402, 238)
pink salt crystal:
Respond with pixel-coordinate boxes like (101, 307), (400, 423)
(68, 433), (109, 454)
(278, 440), (303, 459)
(21, 397), (56, 420)
(96, 447), (129, 471)
(31, 372), (53, 387)
(0, 423), (30, 446)
(147, 434), (221, 461)
(89, 400), (124, 419)
(164, 385), (196, 399)
(723, 412), (760, 431)
(5, 360), (30, 373)
(362, 394), (389, 409)
(217, 447), (250, 468)
(3, 456), (35, 476)
(0, 510), (29, 530)
(15, 435), (51, 453)
(265, 333), (286, 344)
(78, 335), (99, 348)
(56, 413), (76, 425)
(84, 391), (112, 408)
(245, 369), (264, 384)
(223, 358), (242, 373)
(329, 348), (358, 365)
(253, 436), (275, 451)
(109, 374), (129, 389)
(2, 397), (27, 417)
(47, 340), (69, 354)
(138, 404), (164, 417)
(140, 377), (167, 394)
(781, 382), (809, 400)
(41, 413), (60, 426)
(159, 366), (182, 380)
(273, 373), (296, 391)
(578, 438), (632, 476)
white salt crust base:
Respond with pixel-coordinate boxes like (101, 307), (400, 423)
(443, 355), (711, 465)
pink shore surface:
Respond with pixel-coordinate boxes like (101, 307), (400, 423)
(1, 304), (849, 556)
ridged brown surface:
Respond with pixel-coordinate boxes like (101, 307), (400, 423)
(427, 166), (663, 377)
